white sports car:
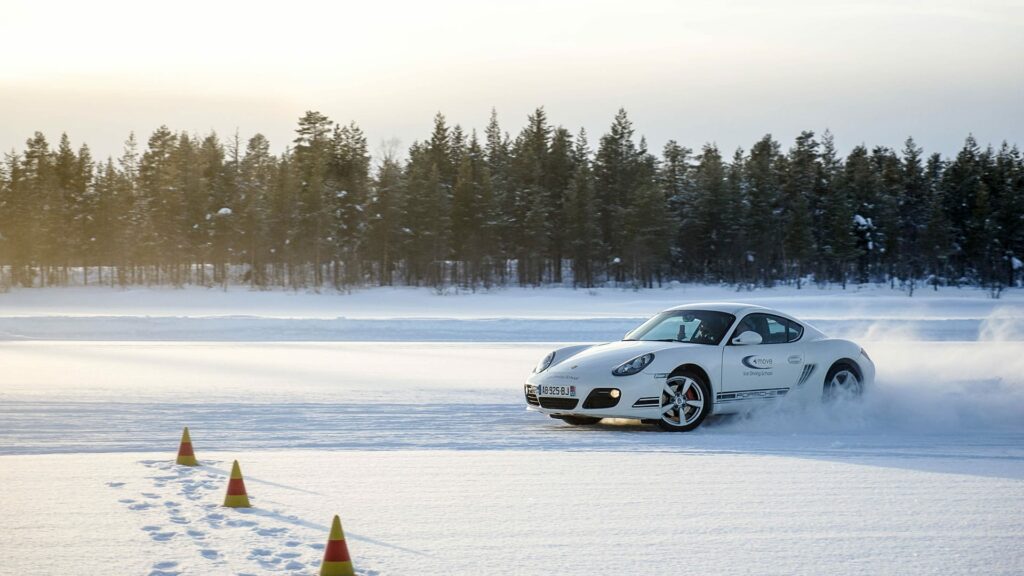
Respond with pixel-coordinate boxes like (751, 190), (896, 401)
(524, 302), (875, 431)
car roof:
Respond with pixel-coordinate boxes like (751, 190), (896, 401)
(659, 302), (823, 339)
(663, 302), (777, 316)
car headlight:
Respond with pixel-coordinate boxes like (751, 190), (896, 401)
(534, 351), (555, 373)
(612, 353), (655, 376)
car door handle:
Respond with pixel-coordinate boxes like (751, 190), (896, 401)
(788, 355), (802, 364)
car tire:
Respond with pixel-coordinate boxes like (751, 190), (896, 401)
(656, 370), (711, 432)
(555, 415), (602, 426)
(823, 362), (863, 402)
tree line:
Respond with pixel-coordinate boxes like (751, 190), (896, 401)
(1, 108), (1022, 292)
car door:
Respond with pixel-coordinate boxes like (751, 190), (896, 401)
(720, 313), (805, 401)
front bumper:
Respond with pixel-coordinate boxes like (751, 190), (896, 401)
(523, 377), (666, 420)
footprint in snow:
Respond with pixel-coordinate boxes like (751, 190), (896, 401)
(199, 549), (220, 560)
(142, 492), (160, 499)
(106, 481), (125, 488)
(129, 502), (154, 510)
(148, 560), (180, 576)
(226, 518), (258, 528)
(169, 516), (189, 525)
(186, 529), (206, 540)
(284, 540), (301, 548)
(256, 527), (287, 536)
(150, 531), (176, 542)
(283, 560), (305, 571)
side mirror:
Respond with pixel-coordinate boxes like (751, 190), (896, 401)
(731, 331), (763, 346)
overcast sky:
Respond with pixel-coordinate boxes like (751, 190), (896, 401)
(1, 0), (1021, 160)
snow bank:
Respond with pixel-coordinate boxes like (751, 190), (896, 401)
(1, 284), (1021, 320)
(1, 284), (1021, 342)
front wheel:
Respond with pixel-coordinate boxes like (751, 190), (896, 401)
(657, 372), (711, 432)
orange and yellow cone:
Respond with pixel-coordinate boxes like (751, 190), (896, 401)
(175, 427), (198, 466)
(320, 515), (355, 576)
(222, 460), (251, 508)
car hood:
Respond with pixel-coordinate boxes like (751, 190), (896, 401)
(550, 340), (700, 372)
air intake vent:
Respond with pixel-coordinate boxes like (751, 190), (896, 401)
(797, 364), (816, 386)
(538, 397), (579, 410)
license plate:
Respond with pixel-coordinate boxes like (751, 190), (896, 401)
(539, 384), (576, 397)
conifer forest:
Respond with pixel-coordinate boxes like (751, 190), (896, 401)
(1, 108), (1021, 292)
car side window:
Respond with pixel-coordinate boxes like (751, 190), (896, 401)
(732, 313), (803, 345)
(785, 318), (804, 342)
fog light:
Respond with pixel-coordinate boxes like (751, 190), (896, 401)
(610, 389), (621, 399)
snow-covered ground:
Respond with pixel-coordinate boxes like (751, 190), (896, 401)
(1, 285), (1023, 574)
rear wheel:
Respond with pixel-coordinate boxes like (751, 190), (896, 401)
(554, 415), (602, 426)
(823, 362), (863, 402)
(657, 371), (710, 432)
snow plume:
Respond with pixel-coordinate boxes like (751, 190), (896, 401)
(978, 306), (1024, 342)
(721, 342), (1024, 435)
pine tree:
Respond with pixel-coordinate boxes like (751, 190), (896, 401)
(73, 143), (96, 283)
(293, 111), (334, 286)
(819, 133), (856, 286)
(545, 127), (574, 283)
(0, 150), (29, 286)
(366, 143), (405, 286)
(686, 144), (728, 280)
(238, 134), (275, 286)
(660, 140), (691, 277)
(451, 134), (481, 285)
(781, 131), (819, 286)
(899, 137), (927, 292)
(840, 145), (879, 282)
(722, 148), (747, 283)
(509, 107), (552, 285)
(484, 109), (512, 281)
(329, 122), (370, 287)
(942, 135), (984, 281)
(269, 149), (298, 286)
(90, 158), (119, 285)
(24, 132), (55, 285)
(564, 129), (598, 287)
(870, 146), (903, 285)
(53, 134), (80, 284)
(625, 139), (670, 287)
(117, 133), (141, 285)
(744, 135), (783, 285)
(593, 108), (639, 282)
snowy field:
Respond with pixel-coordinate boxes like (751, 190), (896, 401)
(1, 285), (1023, 575)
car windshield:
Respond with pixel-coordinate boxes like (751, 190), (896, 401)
(623, 310), (736, 345)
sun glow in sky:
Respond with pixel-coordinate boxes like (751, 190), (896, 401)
(1, 0), (1021, 158)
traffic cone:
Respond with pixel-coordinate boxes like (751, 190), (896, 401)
(223, 460), (251, 508)
(320, 515), (354, 576)
(176, 427), (198, 466)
